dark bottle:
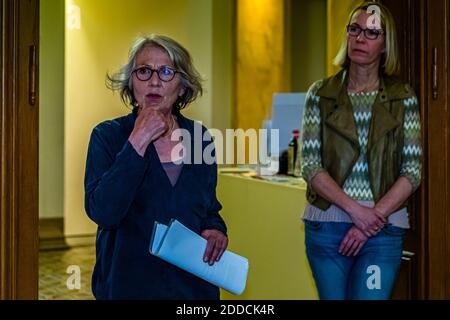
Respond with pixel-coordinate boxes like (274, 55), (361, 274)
(278, 150), (288, 175)
(287, 129), (299, 176)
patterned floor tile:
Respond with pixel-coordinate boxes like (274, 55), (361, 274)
(39, 246), (96, 300)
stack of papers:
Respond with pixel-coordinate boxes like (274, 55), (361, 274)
(149, 219), (249, 295)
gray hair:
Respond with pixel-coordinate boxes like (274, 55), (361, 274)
(106, 34), (203, 112)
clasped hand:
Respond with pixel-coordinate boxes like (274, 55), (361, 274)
(340, 206), (386, 256)
(349, 205), (386, 237)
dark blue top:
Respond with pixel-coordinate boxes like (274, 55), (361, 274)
(84, 110), (227, 300)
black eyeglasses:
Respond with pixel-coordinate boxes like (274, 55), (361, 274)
(132, 65), (179, 82)
(347, 24), (384, 40)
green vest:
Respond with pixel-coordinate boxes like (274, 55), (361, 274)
(306, 69), (415, 210)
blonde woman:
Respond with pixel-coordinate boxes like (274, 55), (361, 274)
(301, 2), (422, 299)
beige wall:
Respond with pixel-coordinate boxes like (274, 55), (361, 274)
(39, 0), (65, 219)
(64, 0), (233, 236)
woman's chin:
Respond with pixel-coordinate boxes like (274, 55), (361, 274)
(349, 57), (380, 68)
(141, 103), (172, 113)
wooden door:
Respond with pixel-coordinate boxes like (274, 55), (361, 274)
(381, 0), (425, 300)
(423, 0), (450, 299)
(382, 0), (450, 299)
(0, 0), (39, 299)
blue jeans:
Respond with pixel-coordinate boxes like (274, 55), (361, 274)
(304, 220), (405, 300)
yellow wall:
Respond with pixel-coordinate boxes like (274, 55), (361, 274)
(235, 0), (329, 131)
(235, 0), (288, 131)
(39, 0), (65, 219)
(326, 0), (359, 76)
(64, 0), (233, 236)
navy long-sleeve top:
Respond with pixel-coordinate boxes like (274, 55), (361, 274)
(84, 110), (227, 300)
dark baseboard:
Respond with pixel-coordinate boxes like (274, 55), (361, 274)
(39, 218), (96, 250)
(39, 218), (68, 250)
(39, 217), (64, 239)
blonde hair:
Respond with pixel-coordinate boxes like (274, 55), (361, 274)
(106, 34), (203, 112)
(333, 1), (400, 76)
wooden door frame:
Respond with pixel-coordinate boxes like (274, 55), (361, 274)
(0, 0), (39, 300)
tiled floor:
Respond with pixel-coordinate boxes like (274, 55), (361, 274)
(39, 245), (96, 300)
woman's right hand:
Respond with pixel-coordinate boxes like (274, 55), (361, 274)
(309, 172), (386, 236)
(348, 205), (386, 237)
(128, 104), (169, 157)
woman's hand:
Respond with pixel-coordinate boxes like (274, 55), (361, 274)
(201, 229), (228, 265)
(128, 103), (170, 156)
(339, 226), (368, 256)
(348, 205), (386, 237)
(309, 172), (385, 237)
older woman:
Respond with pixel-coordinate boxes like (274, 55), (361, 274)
(301, 2), (422, 299)
(84, 35), (228, 299)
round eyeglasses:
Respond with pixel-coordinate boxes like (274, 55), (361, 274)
(132, 65), (179, 82)
(347, 25), (384, 40)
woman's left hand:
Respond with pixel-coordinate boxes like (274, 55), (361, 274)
(339, 226), (369, 256)
(201, 229), (228, 265)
